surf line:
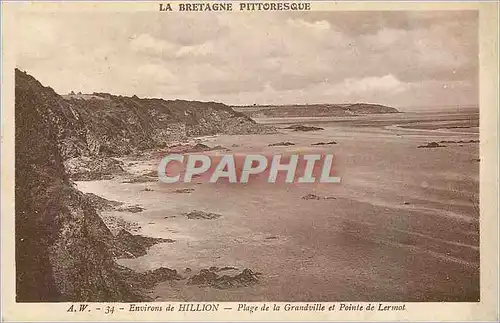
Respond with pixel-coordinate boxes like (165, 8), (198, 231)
(158, 153), (341, 184)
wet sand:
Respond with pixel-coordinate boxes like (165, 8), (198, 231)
(76, 111), (479, 302)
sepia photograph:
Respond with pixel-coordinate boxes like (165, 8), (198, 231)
(13, 7), (482, 303)
(2, 2), (498, 321)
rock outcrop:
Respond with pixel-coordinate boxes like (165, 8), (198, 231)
(417, 142), (447, 148)
(283, 124), (324, 132)
(58, 81), (275, 159)
(15, 69), (143, 302)
(15, 69), (192, 302)
(187, 268), (261, 289)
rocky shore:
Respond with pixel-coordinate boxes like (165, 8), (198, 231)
(14, 69), (274, 301)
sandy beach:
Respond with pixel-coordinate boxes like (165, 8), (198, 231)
(76, 110), (479, 302)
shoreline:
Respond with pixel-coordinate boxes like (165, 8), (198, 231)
(74, 113), (479, 301)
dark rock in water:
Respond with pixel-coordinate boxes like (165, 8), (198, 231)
(265, 236), (278, 240)
(268, 141), (295, 147)
(184, 210), (222, 220)
(302, 194), (322, 200)
(84, 193), (123, 211)
(302, 194), (336, 200)
(141, 187), (154, 192)
(111, 229), (175, 259)
(187, 268), (260, 289)
(439, 139), (479, 144)
(311, 141), (337, 146)
(417, 142), (446, 148)
(117, 205), (144, 213)
(284, 124), (324, 132)
(173, 188), (195, 194)
(122, 176), (157, 184)
(168, 143), (229, 153)
(184, 267), (192, 274)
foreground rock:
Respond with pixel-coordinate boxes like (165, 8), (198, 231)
(116, 265), (182, 297)
(111, 230), (175, 259)
(187, 268), (261, 289)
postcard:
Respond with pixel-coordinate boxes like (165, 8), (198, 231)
(1, 1), (498, 321)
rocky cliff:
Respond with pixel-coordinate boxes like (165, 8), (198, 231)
(58, 88), (273, 160)
(15, 69), (145, 301)
(15, 69), (274, 180)
(15, 69), (270, 301)
(17, 70), (273, 161)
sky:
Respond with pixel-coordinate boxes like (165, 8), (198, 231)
(16, 10), (478, 110)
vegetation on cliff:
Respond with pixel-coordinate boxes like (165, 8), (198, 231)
(15, 69), (269, 301)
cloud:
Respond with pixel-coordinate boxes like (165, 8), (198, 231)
(130, 34), (177, 56)
(15, 10), (478, 108)
(342, 74), (407, 95)
(175, 42), (216, 59)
